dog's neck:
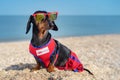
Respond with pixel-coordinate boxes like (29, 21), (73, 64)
(31, 30), (51, 47)
(38, 30), (48, 40)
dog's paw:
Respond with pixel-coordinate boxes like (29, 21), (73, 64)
(30, 68), (40, 72)
(30, 65), (40, 72)
(47, 64), (55, 72)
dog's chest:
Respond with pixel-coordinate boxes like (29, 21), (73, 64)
(29, 38), (56, 67)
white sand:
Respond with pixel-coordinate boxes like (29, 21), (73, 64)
(0, 34), (120, 80)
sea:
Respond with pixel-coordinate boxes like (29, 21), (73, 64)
(0, 15), (120, 42)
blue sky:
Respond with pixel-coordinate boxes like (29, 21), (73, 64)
(0, 0), (120, 15)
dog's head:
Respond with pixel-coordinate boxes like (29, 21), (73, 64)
(26, 10), (58, 34)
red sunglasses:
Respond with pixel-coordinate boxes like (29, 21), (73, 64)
(32, 12), (58, 22)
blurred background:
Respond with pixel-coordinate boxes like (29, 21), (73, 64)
(0, 0), (120, 42)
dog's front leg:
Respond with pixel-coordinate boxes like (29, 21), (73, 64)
(31, 57), (41, 72)
(47, 55), (56, 72)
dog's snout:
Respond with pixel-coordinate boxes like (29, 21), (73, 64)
(47, 20), (52, 26)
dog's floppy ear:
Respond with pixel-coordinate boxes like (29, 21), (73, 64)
(26, 15), (33, 34)
(52, 21), (58, 31)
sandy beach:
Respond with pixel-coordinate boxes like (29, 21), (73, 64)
(0, 34), (120, 80)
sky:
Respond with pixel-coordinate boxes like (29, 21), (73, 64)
(0, 0), (120, 15)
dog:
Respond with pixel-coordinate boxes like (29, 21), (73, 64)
(26, 10), (93, 75)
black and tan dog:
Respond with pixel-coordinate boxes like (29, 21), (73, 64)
(26, 10), (93, 75)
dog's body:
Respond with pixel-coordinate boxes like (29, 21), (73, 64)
(29, 32), (83, 72)
(26, 10), (93, 75)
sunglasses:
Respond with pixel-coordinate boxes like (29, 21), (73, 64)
(32, 12), (58, 22)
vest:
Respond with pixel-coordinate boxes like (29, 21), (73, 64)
(29, 38), (57, 68)
(29, 38), (83, 72)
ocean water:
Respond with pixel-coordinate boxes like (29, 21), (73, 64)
(0, 15), (120, 41)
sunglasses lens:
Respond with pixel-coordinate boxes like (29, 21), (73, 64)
(49, 13), (57, 21)
(35, 14), (45, 22)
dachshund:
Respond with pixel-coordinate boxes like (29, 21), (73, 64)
(26, 10), (93, 75)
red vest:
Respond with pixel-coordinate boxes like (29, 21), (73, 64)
(29, 38), (56, 68)
(29, 38), (83, 72)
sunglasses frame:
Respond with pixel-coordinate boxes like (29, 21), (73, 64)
(32, 12), (58, 22)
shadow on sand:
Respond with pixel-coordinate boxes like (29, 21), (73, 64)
(5, 63), (35, 71)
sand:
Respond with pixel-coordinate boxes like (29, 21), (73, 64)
(0, 34), (120, 80)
